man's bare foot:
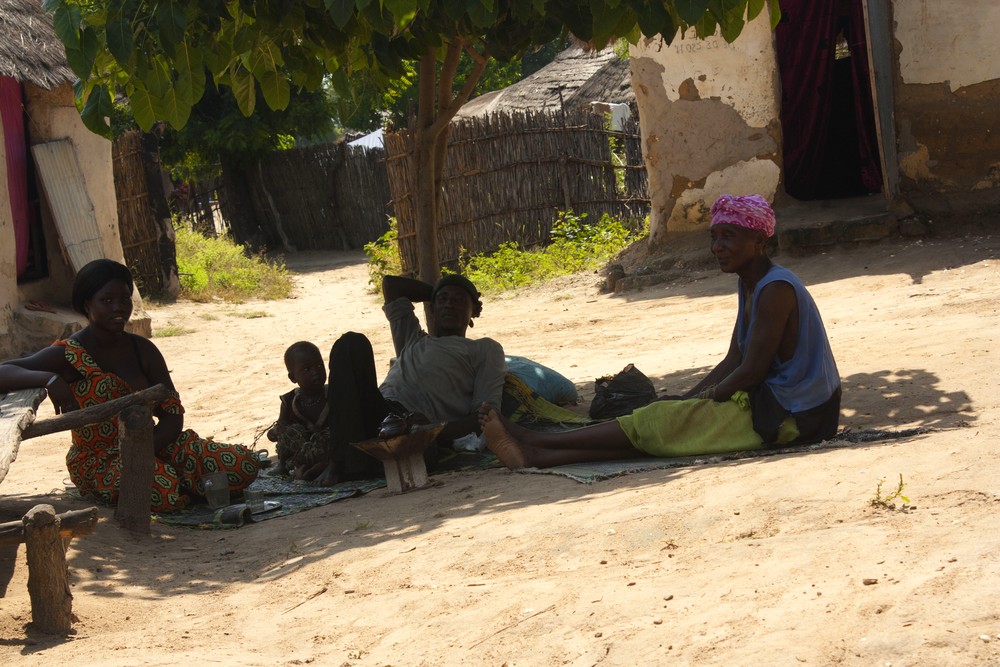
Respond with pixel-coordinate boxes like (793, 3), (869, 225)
(479, 404), (531, 469)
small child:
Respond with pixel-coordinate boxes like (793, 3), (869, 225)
(267, 341), (331, 480)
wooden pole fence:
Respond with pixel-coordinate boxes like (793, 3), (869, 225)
(1, 383), (170, 633)
(20, 384), (170, 440)
(0, 507), (98, 546)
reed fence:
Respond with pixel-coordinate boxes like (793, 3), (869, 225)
(118, 107), (648, 277)
(385, 108), (649, 274)
(112, 130), (162, 296)
(235, 142), (392, 251)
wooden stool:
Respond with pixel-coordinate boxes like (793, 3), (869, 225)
(351, 424), (444, 494)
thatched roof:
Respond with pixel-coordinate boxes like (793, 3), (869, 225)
(457, 45), (633, 119)
(0, 0), (74, 89)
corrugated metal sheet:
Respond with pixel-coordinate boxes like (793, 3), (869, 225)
(31, 139), (103, 272)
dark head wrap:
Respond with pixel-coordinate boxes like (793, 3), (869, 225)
(71, 259), (134, 315)
(432, 274), (483, 319)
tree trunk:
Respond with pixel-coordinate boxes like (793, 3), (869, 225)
(413, 52), (442, 287)
(407, 39), (491, 286)
(139, 128), (180, 297)
(412, 137), (440, 287)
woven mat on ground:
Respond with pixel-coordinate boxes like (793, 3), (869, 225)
(154, 375), (580, 528)
(520, 427), (933, 484)
(152, 448), (502, 529)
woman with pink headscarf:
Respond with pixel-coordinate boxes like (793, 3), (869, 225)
(479, 194), (842, 469)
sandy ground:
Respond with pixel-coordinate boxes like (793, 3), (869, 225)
(1, 230), (999, 666)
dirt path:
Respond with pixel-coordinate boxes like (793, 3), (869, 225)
(2, 232), (999, 666)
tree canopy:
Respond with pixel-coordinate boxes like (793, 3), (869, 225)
(337, 37), (565, 133)
(48, 0), (779, 280)
(47, 0), (777, 137)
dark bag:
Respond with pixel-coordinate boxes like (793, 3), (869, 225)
(589, 364), (657, 419)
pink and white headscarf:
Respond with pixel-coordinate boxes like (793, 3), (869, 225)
(710, 194), (776, 238)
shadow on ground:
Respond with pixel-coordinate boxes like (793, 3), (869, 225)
(0, 358), (972, 647)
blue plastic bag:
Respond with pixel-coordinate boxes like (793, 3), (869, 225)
(505, 355), (580, 405)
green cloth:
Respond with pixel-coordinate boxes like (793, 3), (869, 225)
(617, 391), (799, 457)
(502, 373), (592, 430)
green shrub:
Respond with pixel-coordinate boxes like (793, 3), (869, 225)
(361, 212), (646, 294)
(363, 218), (402, 291)
(175, 225), (293, 302)
(460, 212), (646, 293)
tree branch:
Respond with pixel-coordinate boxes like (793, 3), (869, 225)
(416, 47), (437, 140)
(428, 42), (490, 139)
(438, 38), (464, 117)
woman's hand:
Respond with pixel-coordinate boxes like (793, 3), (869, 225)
(45, 376), (78, 414)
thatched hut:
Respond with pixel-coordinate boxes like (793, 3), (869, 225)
(0, 0), (147, 358)
(456, 45), (634, 120)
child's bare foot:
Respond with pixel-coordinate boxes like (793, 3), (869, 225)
(309, 461), (341, 487)
(299, 461), (328, 482)
(479, 404), (531, 469)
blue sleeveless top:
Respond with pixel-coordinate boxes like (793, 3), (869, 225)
(736, 265), (840, 413)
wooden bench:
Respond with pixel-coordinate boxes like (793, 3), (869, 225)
(0, 383), (168, 633)
(0, 387), (46, 489)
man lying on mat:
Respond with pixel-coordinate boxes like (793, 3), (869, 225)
(314, 273), (507, 485)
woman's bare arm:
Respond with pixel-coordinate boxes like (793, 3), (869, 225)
(679, 323), (743, 399)
(0, 346), (80, 413)
(713, 281), (796, 401)
(135, 337), (184, 451)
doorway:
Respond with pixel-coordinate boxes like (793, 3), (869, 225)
(1, 76), (47, 282)
(774, 0), (884, 200)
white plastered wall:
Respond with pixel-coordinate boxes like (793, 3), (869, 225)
(26, 87), (125, 263)
(892, 1), (1000, 189)
(9, 84), (149, 350)
(894, 1), (1000, 92)
(630, 12), (782, 242)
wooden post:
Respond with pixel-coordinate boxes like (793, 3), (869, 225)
(382, 454), (429, 494)
(23, 505), (74, 634)
(350, 425), (444, 494)
(114, 404), (155, 534)
(20, 384), (169, 441)
(559, 157), (573, 212)
(0, 507), (99, 546)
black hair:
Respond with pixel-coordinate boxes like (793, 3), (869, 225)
(283, 341), (322, 372)
(71, 259), (134, 315)
(432, 274), (483, 319)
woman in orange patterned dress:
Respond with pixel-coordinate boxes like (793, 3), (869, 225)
(0, 259), (259, 511)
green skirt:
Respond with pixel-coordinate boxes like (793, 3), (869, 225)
(617, 391), (799, 458)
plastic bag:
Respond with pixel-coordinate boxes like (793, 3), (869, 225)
(588, 364), (657, 419)
(505, 355), (580, 405)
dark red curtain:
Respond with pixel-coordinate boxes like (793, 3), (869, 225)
(0, 76), (29, 277)
(775, 0), (882, 199)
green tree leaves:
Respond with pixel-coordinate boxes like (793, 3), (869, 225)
(48, 0), (767, 139)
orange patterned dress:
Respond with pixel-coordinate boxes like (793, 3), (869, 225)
(58, 338), (259, 512)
